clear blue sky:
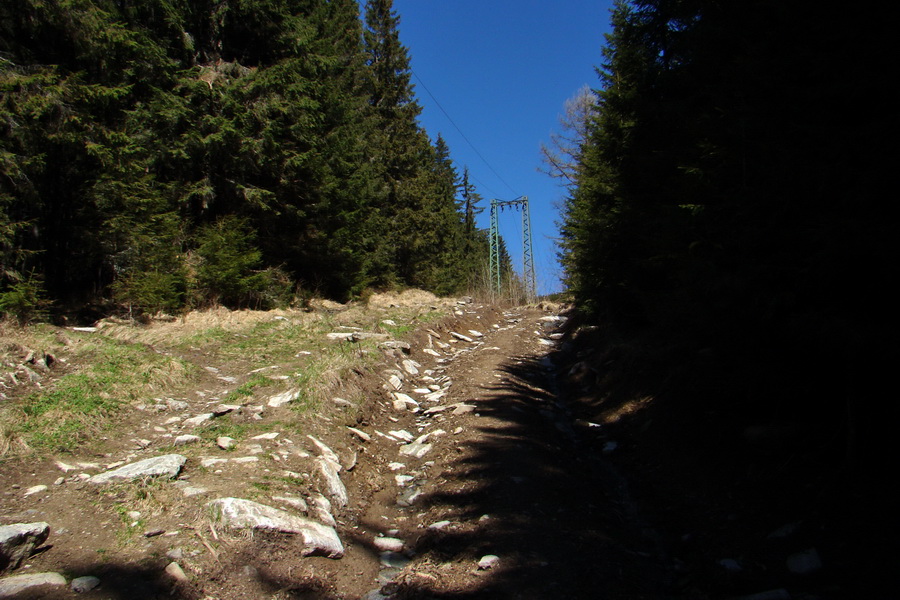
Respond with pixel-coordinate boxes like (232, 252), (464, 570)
(389, 0), (616, 295)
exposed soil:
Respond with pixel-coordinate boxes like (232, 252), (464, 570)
(0, 299), (884, 599)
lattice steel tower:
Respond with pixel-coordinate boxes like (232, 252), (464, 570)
(489, 196), (536, 301)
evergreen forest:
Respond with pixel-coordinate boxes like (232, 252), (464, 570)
(558, 0), (893, 485)
(0, 0), (511, 320)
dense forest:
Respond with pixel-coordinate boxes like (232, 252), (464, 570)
(0, 0), (513, 320)
(558, 0), (893, 485)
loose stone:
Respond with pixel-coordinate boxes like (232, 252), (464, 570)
(267, 389), (299, 408)
(373, 537), (404, 552)
(0, 522), (50, 571)
(183, 413), (213, 427)
(88, 454), (186, 485)
(0, 572), (67, 597)
(164, 562), (189, 583)
(173, 435), (200, 446)
(208, 498), (343, 558)
(70, 575), (100, 593)
(478, 555), (500, 570)
(347, 427), (371, 442)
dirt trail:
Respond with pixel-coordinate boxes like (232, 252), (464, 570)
(1, 303), (667, 599)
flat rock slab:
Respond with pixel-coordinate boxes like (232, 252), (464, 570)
(88, 454), (186, 485)
(0, 522), (50, 571)
(208, 498), (343, 558)
(0, 572), (66, 597)
(317, 458), (349, 507)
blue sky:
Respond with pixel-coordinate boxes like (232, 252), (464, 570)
(389, 0), (616, 294)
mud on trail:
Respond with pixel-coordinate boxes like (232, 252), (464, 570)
(0, 301), (672, 599)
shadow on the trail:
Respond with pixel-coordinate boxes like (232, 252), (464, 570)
(389, 345), (669, 600)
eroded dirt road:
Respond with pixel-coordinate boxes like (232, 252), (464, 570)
(1, 303), (668, 600)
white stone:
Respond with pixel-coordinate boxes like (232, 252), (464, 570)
(183, 413), (213, 427)
(395, 475), (414, 487)
(201, 457), (228, 468)
(317, 458), (348, 507)
(347, 427), (371, 442)
(273, 496), (308, 512)
(23, 485), (47, 496)
(401, 360), (420, 375)
(251, 432), (279, 440)
(231, 456), (259, 464)
(399, 442), (432, 459)
(173, 434), (200, 446)
(216, 436), (235, 450)
(467, 330), (483, 337)
(0, 572), (66, 596)
(450, 332), (473, 343)
(478, 555), (500, 570)
(308, 493), (336, 527)
(267, 389), (298, 407)
(387, 374), (403, 390)
(307, 435), (341, 468)
(208, 498), (343, 558)
(88, 455), (185, 484)
(373, 537), (404, 552)
(388, 430), (414, 442)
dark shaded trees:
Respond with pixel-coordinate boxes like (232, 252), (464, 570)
(1, 0), (488, 317)
(559, 0), (894, 487)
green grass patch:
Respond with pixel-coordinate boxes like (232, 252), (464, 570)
(17, 337), (193, 453)
(222, 373), (276, 404)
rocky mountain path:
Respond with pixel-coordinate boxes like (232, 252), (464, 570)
(1, 303), (668, 599)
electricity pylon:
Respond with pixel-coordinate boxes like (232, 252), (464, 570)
(489, 196), (536, 301)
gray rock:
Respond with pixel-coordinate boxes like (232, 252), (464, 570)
(173, 434), (200, 446)
(70, 575), (100, 593)
(216, 436), (235, 450)
(88, 454), (186, 484)
(0, 572), (66, 597)
(450, 332), (473, 343)
(347, 427), (371, 442)
(207, 498), (343, 558)
(379, 341), (411, 353)
(399, 441), (432, 459)
(0, 522), (50, 571)
(307, 435), (341, 467)
(786, 547), (822, 575)
(273, 496), (308, 512)
(166, 399), (189, 411)
(401, 360), (420, 375)
(373, 537), (404, 552)
(478, 554), (500, 570)
(308, 493), (337, 527)
(182, 413), (213, 427)
(22, 485), (47, 497)
(164, 562), (188, 582)
(267, 389), (298, 407)
(317, 458), (348, 507)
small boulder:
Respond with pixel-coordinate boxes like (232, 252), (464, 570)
(0, 522), (50, 572)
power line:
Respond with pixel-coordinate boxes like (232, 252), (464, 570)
(411, 68), (520, 197)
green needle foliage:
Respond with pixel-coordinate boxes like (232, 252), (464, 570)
(0, 0), (497, 321)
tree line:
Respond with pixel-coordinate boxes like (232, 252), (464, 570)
(557, 0), (892, 472)
(0, 0), (512, 321)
